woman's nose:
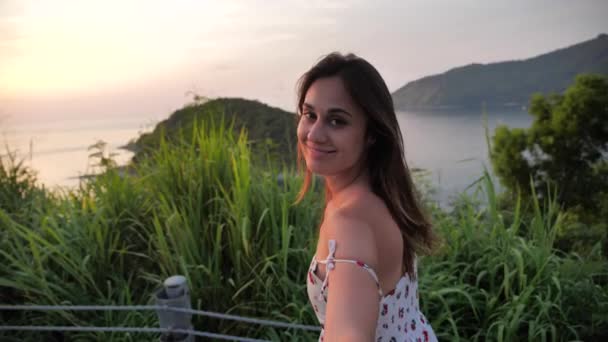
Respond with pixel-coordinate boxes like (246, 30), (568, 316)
(307, 120), (327, 143)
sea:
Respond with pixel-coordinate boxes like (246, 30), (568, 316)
(2, 108), (533, 207)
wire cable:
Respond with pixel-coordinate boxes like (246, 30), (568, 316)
(0, 325), (269, 342)
(0, 304), (321, 332)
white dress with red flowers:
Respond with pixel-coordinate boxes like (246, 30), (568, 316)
(306, 239), (437, 342)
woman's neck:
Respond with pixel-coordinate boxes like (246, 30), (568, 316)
(324, 166), (371, 207)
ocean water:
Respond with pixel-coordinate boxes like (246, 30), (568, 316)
(397, 108), (533, 206)
(1, 116), (158, 190)
(2, 108), (533, 206)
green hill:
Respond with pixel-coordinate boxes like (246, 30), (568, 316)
(392, 33), (608, 109)
(127, 98), (298, 167)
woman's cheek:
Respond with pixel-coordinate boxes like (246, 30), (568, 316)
(296, 121), (307, 141)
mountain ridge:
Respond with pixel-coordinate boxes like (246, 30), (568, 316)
(392, 34), (608, 109)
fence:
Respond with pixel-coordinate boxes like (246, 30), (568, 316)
(0, 275), (320, 341)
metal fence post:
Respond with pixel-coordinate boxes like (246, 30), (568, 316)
(154, 275), (193, 342)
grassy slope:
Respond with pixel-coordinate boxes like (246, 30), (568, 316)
(127, 97), (298, 168)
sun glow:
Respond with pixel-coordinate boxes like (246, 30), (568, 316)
(0, 1), (239, 97)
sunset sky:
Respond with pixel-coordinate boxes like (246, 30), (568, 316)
(1, 0), (607, 123)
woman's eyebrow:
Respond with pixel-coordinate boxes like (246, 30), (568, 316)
(327, 108), (352, 117)
(303, 103), (352, 117)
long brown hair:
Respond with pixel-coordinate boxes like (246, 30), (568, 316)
(294, 52), (439, 276)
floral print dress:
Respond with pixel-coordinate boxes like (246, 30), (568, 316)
(306, 239), (437, 342)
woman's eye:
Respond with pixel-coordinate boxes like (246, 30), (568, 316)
(330, 118), (346, 126)
(301, 112), (344, 126)
(304, 112), (316, 120)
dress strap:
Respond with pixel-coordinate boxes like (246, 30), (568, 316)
(318, 239), (383, 297)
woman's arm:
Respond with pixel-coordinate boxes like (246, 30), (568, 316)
(322, 211), (380, 342)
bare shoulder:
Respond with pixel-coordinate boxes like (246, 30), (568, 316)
(321, 204), (384, 340)
(336, 189), (390, 227)
(322, 206), (379, 268)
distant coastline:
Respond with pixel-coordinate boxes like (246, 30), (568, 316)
(392, 33), (608, 110)
(394, 103), (529, 111)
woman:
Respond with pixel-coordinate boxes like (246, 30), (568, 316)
(295, 53), (439, 342)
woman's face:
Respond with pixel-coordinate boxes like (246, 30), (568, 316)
(297, 76), (369, 177)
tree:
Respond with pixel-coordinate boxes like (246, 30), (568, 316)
(490, 74), (608, 212)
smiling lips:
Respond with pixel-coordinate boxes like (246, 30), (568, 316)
(306, 144), (336, 158)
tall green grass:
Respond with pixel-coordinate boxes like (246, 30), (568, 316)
(420, 172), (608, 341)
(1, 118), (606, 341)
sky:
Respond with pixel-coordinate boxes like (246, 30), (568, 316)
(1, 0), (607, 124)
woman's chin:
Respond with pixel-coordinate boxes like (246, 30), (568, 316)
(306, 162), (332, 176)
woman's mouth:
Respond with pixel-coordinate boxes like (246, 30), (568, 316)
(306, 145), (336, 158)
